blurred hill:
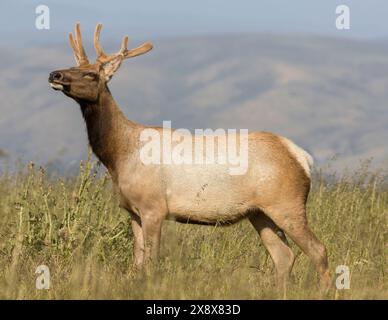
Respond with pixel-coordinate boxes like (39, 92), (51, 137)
(0, 34), (387, 172)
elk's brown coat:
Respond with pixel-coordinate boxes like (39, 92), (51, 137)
(49, 24), (330, 294)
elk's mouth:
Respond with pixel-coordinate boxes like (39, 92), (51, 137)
(49, 79), (70, 92)
(50, 82), (64, 90)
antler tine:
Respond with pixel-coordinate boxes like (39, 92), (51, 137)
(94, 23), (153, 65)
(68, 32), (78, 58)
(122, 41), (153, 59)
(68, 23), (89, 66)
(119, 36), (129, 56)
(75, 23), (89, 64)
(94, 24), (126, 64)
(117, 34), (153, 59)
(94, 23), (109, 62)
(117, 34), (154, 59)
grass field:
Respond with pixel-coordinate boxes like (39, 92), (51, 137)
(0, 159), (386, 299)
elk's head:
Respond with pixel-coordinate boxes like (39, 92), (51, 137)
(49, 23), (153, 102)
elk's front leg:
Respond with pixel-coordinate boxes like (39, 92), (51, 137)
(129, 212), (145, 268)
(140, 209), (165, 263)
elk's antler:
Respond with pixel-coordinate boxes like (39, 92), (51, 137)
(69, 23), (90, 66)
(94, 23), (153, 65)
(68, 23), (153, 78)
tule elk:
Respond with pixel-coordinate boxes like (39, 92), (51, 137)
(48, 23), (330, 293)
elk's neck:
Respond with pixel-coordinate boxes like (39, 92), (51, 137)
(78, 86), (135, 172)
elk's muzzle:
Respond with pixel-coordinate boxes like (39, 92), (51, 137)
(49, 71), (65, 90)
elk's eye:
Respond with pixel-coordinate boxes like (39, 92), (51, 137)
(83, 73), (97, 80)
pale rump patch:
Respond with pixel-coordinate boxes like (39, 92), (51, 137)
(280, 137), (313, 178)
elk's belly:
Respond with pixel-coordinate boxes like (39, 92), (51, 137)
(164, 166), (256, 224)
(166, 208), (250, 225)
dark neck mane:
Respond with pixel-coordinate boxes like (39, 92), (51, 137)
(77, 85), (135, 172)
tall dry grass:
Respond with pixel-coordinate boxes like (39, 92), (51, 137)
(0, 160), (386, 299)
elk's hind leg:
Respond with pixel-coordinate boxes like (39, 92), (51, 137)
(266, 203), (330, 293)
(249, 212), (295, 296)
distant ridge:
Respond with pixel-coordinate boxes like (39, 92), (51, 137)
(0, 34), (387, 172)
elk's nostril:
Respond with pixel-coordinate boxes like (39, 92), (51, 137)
(49, 71), (63, 82)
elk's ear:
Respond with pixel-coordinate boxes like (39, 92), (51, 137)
(101, 56), (123, 81)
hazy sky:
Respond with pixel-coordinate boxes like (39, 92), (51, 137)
(2, 0), (388, 47)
